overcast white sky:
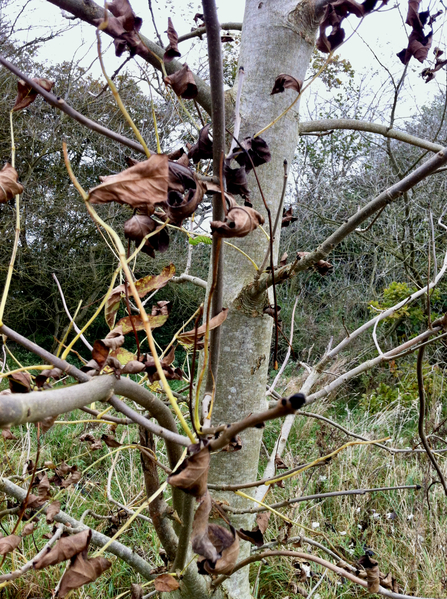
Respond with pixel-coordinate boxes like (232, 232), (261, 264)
(2, 0), (446, 125)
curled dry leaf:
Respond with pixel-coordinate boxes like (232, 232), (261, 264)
(107, 0), (142, 32)
(101, 434), (122, 448)
(143, 345), (185, 383)
(297, 252), (333, 276)
(34, 529), (91, 570)
(21, 521), (37, 537)
(230, 136), (271, 172)
(164, 64), (198, 99)
(0, 534), (21, 555)
(177, 308), (228, 348)
(8, 371), (31, 393)
(238, 511), (270, 547)
(124, 213), (169, 257)
(58, 553), (112, 598)
(271, 74), (302, 95)
(116, 312), (169, 335)
(187, 124), (213, 163)
(13, 78), (54, 111)
(164, 18), (181, 62)
(89, 155), (169, 212)
(102, 325), (125, 350)
(131, 583), (144, 599)
(358, 554), (380, 593)
(398, 0), (434, 64)
(166, 180), (205, 226)
(39, 415), (59, 434)
(168, 442), (210, 497)
(0, 163), (24, 202)
(224, 162), (250, 198)
(211, 202), (265, 239)
(121, 360), (145, 374)
(92, 340), (110, 370)
(154, 574), (180, 592)
(281, 206), (298, 228)
(46, 500), (61, 524)
(2, 429), (17, 441)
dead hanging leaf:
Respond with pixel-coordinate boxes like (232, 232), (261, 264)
(275, 455), (288, 469)
(58, 552), (112, 598)
(143, 345), (185, 383)
(238, 512), (270, 547)
(135, 264), (176, 298)
(36, 473), (52, 503)
(422, 53), (447, 82)
(199, 525), (240, 576)
(224, 162), (250, 198)
(8, 371), (31, 393)
(102, 325), (125, 350)
(154, 574), (180, 592)
(164, 18), (181, 62)
(21, 521), (37, 537)
(281, 206), (298, 228)
(221, 435), (243, 452)
(46, 501), (61, 524)
(271, 74), (302, 95)
(124, 214), (168, 258)
(177, 308), (228, 348)
(165, 64), (198, 99)
(116, 312), (169, 335)
(89, 155), (169, 212)
(168, 442), (210, 497)
(2, 429), (17, 441)
(79, 433), (103, 451)
(0, 534), (21, 555)
(279, 252), (288, 267)
(107, 0), (142, 32)
(101, 434), (122, 448)
(397, 0), (433, 64)
(191, 492), (220, 563)
(211, 202), (265, 239)
(187, 124), (213, 163)
(34, 529), (91, 570)
(166, 182), (205, 226)
(0, 163), (24, 202)
(92, 340), (110, 370)
(121, 360), (145, 374)
(230, 136), (271, 172)
(358, 554), (380, 593)
(151, 300), (171, 316)
(60, 468), (82, 489)
(13, 78), (54, 112)
(39, 415), (59, 434)
(297, 252), (333, 276)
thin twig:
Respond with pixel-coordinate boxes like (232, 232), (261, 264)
(52, 273), (93, 351)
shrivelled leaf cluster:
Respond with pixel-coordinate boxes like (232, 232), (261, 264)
(95, 0), (143, 57)
(317, 0), (387, 53)
(397, 0), (438, 65)
(422, 48), (447, 82)
(0, 163), (24, 203)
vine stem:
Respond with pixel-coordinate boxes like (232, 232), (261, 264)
(0, 112), (21, 326)
(62, 143), (196, 443)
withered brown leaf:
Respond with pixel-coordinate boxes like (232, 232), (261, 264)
(0, 534), (21, 555)
(164, 64), (198, 99)
(271, 74), (302, 95)
(13, 78), (54, 112)
(21, 522), (37, 537)
(34, 529), (91, 570)
(0, 163), (24, 202)
(107, 0), (142, 32)
(46, 500), (61, 524)
(92, 340), (110, 370)
(168, 443), (210, 497)
(164, 18), (181, 62)
(358, 554), (380, 593)
(8, 371), (31, 393)
(102, 325), (125, 350)
(89, 155), (169, 211)
(230, 136), (271, 172)
(58, 553), (111, 598)
(101, 434), (122, 448)
(154, 574), (180, 592)
(177, 308), (228, 348)
(187, 124), (213, 163)
(211, 203), (264, 238)
(1, 429), (17, 441)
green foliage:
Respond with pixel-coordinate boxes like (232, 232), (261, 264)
(188, 235), (212, 246)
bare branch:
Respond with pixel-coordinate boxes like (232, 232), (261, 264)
(178, 22), (242, 44)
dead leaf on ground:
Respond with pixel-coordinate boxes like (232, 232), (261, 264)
(13, 78), (54, 111)
(164, 64), (198, 99)
(131, 583), (144, 598)
(2, 429), (17, 441)
(0, 163), (24, 202)
(168, 442), (210, 497)
(89, 155), (169, 212)
(154, 574), (180, 592)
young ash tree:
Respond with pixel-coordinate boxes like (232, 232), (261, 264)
(1, 0), (447, 598)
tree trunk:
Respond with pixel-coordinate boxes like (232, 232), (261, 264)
(207, 2), (323, 599)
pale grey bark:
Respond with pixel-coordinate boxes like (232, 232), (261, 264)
(207, 3), (325, 599)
